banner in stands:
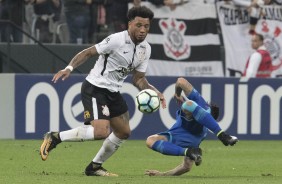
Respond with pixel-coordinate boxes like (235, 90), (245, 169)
(14, 74), (282, 140)
(138, 2), (224, 77)
(216, 2), (282, 77)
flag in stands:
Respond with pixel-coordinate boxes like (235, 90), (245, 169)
(139, 2), (224, 77)
(216, 1), (282, 77)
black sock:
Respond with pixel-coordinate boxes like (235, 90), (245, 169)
(86, 162), (101, 171)
(52, 132), (62, 143)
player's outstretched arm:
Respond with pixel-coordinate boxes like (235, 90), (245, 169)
(145, 169), (163, 176)
(52, 66), (72, 83)
(145, 157), (193, 176)
(52, 45), (98, 83)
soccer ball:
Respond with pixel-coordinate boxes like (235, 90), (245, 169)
(135, 89), (160, 114)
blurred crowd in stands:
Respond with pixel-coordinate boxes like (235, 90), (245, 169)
(0, 0), (280, 44)
(0, 0), (140, 44)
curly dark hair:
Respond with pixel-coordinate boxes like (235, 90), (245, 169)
(210, 102), (219, 120)
(127, 6), (154, 21)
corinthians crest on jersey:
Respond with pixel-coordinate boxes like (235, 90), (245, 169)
(137, 45), (146, 61)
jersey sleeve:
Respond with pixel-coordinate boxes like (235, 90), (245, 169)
(135, 43), (151, 73)
(95, 33), (123, 55)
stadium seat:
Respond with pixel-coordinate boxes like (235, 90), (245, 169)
(56, 23), (69, 43)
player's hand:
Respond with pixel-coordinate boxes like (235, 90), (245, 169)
(145, 170), (163, 176)
(52, 68), (71, 83)
(158, 93), (167, 109)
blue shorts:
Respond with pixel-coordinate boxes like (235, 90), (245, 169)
(158, 127), (207, 148)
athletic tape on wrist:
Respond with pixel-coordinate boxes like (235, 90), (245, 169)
(65, 65), (73, 72)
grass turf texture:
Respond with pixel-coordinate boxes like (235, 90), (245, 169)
(0, 140), (281, 184)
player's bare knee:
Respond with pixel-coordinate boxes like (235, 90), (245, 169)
(94, 122), (110, 139)
(146, 136), (155, 148)
(91, 120), (111, 139)
(146, 135), (162, 148)
(185, 100), (193, 106)
(110, 112), (131, 139)
(182, 100), (197, 114)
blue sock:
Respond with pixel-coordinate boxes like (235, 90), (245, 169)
(192, 106), (222, 135)
(151, 140), (186, 156)
(182, 101), (222, 135)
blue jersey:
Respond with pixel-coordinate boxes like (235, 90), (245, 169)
(158, 89), (209, 148)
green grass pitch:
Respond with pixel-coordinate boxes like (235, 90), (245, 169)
(0, 140), (281, 184)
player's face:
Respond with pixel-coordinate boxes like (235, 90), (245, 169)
(128, 16), (150, 44)
(251, 35), (262, 50)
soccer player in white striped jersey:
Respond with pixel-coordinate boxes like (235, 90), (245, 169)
(39, 5), (166, 176)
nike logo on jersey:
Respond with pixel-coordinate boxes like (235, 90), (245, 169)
(123, 51), (129, 54)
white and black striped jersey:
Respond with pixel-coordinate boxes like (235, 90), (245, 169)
(86, 30), (151, 92)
